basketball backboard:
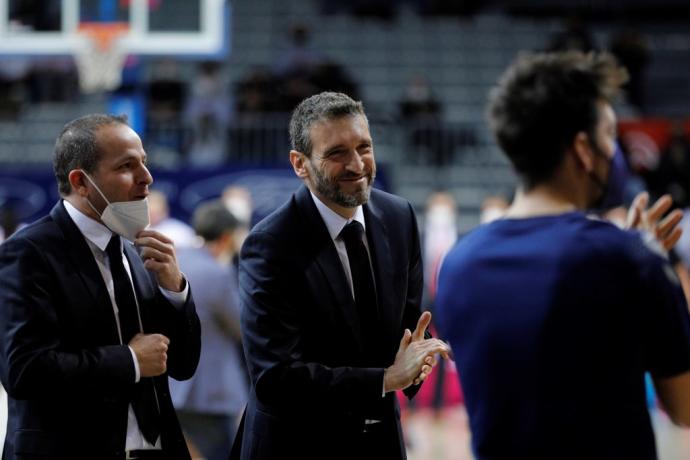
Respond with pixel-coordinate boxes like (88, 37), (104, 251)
(0, 0), (228, 57)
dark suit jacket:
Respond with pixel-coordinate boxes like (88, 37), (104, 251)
(0, 201), (201, 460)
(233, 185), (425, 460)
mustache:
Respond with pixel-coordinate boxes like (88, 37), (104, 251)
(338, 169), (373, 181)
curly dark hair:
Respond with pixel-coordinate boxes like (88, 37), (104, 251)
(488, 51), (628, 188)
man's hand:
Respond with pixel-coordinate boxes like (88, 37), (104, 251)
(384, 311), (451, 393)
(626, 192), (683, 251)
(129, 333), (170, 377)
(135, 229), (184, 292)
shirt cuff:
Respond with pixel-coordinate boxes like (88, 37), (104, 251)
(160, 276), (189, 307)
(128, 346), (141, 383)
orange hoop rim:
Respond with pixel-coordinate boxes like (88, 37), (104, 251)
(77, 22), (130, 51)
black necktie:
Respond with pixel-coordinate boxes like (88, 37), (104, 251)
(339, 221), (379, 349)
(106, 235), (161, 445)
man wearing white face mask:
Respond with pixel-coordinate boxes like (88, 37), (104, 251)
(0, 114), (201, 460)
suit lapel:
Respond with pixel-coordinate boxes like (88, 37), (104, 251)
(50, 201), (120, 342)
(364, 194), (398, 349)
(295, 186), (366, 351)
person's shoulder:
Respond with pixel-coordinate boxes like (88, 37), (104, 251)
(0, 214), (60, 263)
(250, 193), (298, 237)
(2, 214), (57, 247)
(367, 188), (415, 223)
(565, 214), (670, 272)
(370, 187), (410, 209)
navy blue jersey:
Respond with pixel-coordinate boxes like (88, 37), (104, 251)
(436, 212), (690, 460)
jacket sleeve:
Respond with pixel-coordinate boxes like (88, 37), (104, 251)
(0, 237), (135, 399)
(239, 230), (385, 415)
(155, 283), (201, 382)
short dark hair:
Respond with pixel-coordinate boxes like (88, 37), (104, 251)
(192, 200), (239, 241)
(488, 51), (627, 187)
(289, 91), (367, 157)
(53, 114), (129, 196)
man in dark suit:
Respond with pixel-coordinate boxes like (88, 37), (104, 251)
(0, 114), (201, 459)
(233, 92), (450, 460)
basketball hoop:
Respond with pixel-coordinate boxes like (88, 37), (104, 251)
(75, 22), (130, 94)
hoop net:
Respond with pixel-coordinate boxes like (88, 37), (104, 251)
(75, 22), (130, 94)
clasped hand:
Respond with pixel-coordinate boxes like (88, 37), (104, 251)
(383, 311), (452, 393)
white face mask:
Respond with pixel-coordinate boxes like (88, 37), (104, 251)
(82, 171), (150, 242)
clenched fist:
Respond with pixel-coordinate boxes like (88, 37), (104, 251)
(129, 333), (170, 377)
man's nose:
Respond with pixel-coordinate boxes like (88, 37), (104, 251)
(138, 164), (154, 185)
(346, 151), (365, 171)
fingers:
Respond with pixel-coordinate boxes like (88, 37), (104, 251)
(136, 237), (175, 258)
(136, 229), (174, 245)
(398, 329), (412, 350)
(412, 311), (431, 341)
(663, 226), (683, 251)
(413, 364), (432, 385)
(152, 333), (171, 346)
(626, 191), (649, 229)
(647, 194), (673, 225)
(648, 202), (683, 251)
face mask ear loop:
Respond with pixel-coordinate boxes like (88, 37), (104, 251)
(81, 170), (110, 217)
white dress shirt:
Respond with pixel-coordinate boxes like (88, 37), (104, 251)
(309, 192), (386, 400)
(64, 200), (188, 451)
(310, 191), (371, 299)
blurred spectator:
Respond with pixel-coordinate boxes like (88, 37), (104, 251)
(273, 24), (325, 79)
(311, 60), (359, 101)
(171, 200), (248, 460)
(146, 60), (187, 160)
(184, 61), (233, 167)
(399, 76), (444, 165)
(610, 27), (650, 113)
(399, 76), (474, 166)
(236, 68), (279, 114)
(0, 59), (30, 119)
(234, 68), (286, 163)
(148, 190), (197, 247)
(649, 121), (690, 208)
(222, 185), (253, 250)
(423, 192), (459, 302)
(9, 0), (61, 31)
(479, 195), (509, 224)
(27, 57), (79, 103)
(547, 14), (595, 53)
(147, 60), (187, 121)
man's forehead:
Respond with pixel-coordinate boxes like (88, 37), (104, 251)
(310, 114), (370, 139)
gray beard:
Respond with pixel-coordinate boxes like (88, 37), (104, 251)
(309, 162), (374, 208)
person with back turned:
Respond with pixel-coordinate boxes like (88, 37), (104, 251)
(435, 52), (690, 460)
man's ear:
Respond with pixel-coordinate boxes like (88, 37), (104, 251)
(289, 150), (310, 180)
(68, 170), (89, 197)
(571, 131), (595, 172)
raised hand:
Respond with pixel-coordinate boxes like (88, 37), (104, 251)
(626, 192), (683, 251)
(383, 312), (451, 393)
(135, 229), (185, 292)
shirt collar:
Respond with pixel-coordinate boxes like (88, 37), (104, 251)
(63, 199), (116, 252)
(309, 191), (365, 241)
